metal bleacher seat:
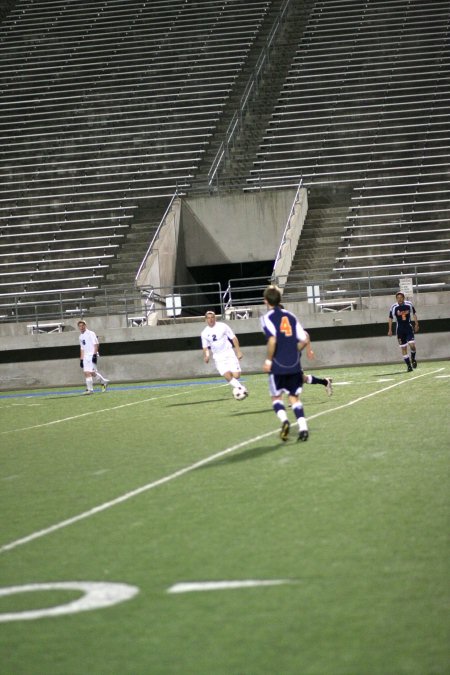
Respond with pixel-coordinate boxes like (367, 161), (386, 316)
(244, 0), (450, 293)
(246, 0), (449, 189)
(0, 0), (271, 302)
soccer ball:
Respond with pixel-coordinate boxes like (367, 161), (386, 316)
(233, 386), (248, 400)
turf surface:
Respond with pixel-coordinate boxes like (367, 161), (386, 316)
(0, 362), (449, 674)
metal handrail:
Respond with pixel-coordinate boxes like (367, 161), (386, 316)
(134, 189), (179, 284)
(223, 270), (450, 311)
(0, 281), (224, 326)
(0, 270), (448, 327)
(207, 0), (293, 188)
(271, 178), (303, 282)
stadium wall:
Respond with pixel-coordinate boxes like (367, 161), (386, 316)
(182, 189), (299, 266)
(0, 294), (448, 391)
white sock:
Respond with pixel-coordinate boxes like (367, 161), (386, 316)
(298, 417), (308, 432)
(229, 378), (241, 388)
(94, 371), (107, 384)
(86, 376), (94, 392)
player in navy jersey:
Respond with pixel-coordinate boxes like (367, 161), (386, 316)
(261, 285), (310, 442)
(388, 292), (419, 372)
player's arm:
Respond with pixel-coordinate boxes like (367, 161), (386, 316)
(201, 339), (210, 363)
(263, 336), (276, 372)
(412, 310), (419, 333)
(92, 337), (99, 363)
(298, 338), (311, 356)
(232, 336), (243, 359)
(298, 330), (314, 359)
(388, 315), (393, 336)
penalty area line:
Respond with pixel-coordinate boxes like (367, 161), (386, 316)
(0, 367), (442, 555)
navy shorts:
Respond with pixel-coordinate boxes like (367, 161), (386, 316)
(397, 325), (415, 346)
(269, 371), (303, 397)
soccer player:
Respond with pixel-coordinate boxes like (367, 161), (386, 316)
(201, 310), (248, 398)
(388, 291), (419, 372)
(78, 320), (109, 394)
(261, 285), (310, 442)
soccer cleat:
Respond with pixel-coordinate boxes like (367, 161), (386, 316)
(298, 430), (309, 442)
(83, 390), (93, 395)
(407, 365), (413, 372)
(280, 420), (290, 442)
(102, 379), (110, 392)
(411, 356), (417, 369)
(325, 378), (333, 397)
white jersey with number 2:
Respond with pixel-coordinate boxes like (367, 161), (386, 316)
(201, 321), (236, 357)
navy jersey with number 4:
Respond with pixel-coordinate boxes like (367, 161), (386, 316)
(389, 300), (416, 331)
(260, 307), (308, 374)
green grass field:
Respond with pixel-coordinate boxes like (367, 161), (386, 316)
(0, 362), (449, 674)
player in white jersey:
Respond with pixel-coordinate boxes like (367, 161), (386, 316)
(201, 311), (248, 398)
(78, 320), (109, 394)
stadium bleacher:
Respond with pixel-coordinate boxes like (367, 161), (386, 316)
(0, 0), (272, 314)
(0, 0), (449, 322)
(244, 0), (450, 294)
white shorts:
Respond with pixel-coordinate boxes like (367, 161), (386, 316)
(83, 354), (96, 372)
(214, 351), (241, 376)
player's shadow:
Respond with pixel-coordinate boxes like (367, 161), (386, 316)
(167, 398), (226, 407)
(376, 370), (410, 376)
(43, 393), (87, 399)
(198, 444), (283, 468)
(229, 408), (271, 416)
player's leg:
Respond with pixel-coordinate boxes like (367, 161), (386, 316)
(93, 365), (110, 390)
(269, 374), (289, 440)
(398, 336), (413, 371)
(84, 371), (95, 394)
(289, 394), (309, 441)
(223, 370), (241, 389)
(82, 355), (95, 393)
(304, 373), (333, 396)
(219, 354), (246, 396)
(409, 339), (417, 368)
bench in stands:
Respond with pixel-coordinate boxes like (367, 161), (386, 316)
(316, 300), (357, 313)
(27, 322), (65, 334)
(127, 316), (147, 327)
(225, 306), (253, 319)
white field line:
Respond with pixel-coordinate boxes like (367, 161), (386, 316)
(0, 368), (443, 555)
(167, 580), (296, 593)
(0, 384), (228, 436)
(308, 367), (444, 423)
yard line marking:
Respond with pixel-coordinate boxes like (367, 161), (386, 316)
(167, 580), (296, 593)
(307, 367), (444, 423)
(0, 383), (228, 436)
(0, 428), (278, 554)
(0, 367), (443, 555)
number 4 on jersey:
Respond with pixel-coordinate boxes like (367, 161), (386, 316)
(280, 316), (293, 337)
